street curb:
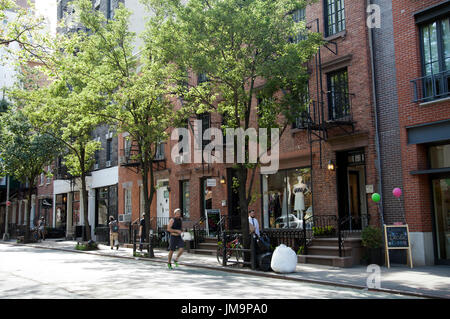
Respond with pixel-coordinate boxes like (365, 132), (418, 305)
(1, 242), (446, 299)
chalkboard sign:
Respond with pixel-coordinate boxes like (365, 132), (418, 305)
(386, 226), (409, 248)
(384, 224), (413, 268)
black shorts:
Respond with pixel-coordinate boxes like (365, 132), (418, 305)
(169, 235), (185, 251)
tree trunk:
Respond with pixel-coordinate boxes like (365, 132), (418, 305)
(80, 152), (91, 241)
(142, 162), (151, 245)
(25, 182), (34, 243)
(237, 166), (250, 262)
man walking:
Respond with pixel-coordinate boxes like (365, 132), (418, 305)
(167, 208), (184, 269)
(109, 216), (119, 250)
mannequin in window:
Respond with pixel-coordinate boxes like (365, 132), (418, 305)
(293, 175), (307, 219)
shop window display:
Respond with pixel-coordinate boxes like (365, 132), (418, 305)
(262, 168), (312, 229)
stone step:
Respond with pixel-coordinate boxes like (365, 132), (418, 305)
(203, 237), (218, 244)
(306, 246), (353, 257)
(298, 254), (353, 268)
(311, 237), (362, 248)
(190, 248), (217, 256)
(198, 242), (218, 250)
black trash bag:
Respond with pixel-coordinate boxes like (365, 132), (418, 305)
(258, 252), (273, 272)
(257, 234), (271, 253)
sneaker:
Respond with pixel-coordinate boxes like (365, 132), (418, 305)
(174, 260), (179, 267)
(167, 263), (173, 269)
(111, 247), (113, 250)
(116, 246), (119, 250)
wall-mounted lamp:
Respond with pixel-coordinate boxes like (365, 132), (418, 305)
(167, 186), (171, 192)
(327, 160), (336, 171)
(220, 176), (226, 184)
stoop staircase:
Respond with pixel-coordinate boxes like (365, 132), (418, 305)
(189, 237), (218, 256)
(298, 235), (363, 268)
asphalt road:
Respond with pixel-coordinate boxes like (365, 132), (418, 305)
(0, 244), (416, 299)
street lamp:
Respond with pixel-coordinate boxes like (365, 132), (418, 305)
(327, 160), (336, 171)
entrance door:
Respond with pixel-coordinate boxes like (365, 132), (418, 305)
(432, 177), (450, 264)
(227, 168), (241, 230)
(337, 150), (367, 230)
(157, 180), (170, 228)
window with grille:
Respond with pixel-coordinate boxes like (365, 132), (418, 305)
(419, 17), (450, 100)
(124, 188), (132, 215)
(327, 68), (350, 120)
(291, 8), (306, 43)
(325, 0), (345, 37)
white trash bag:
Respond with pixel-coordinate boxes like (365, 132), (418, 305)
(270, 244), (297, 273)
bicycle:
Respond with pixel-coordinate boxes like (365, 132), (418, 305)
(217, 233), (243, 265)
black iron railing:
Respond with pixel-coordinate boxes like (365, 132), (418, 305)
(337, 214), (370, 257)
(192, 216), (206, 249)
(411, 70), (450, 103)
(327, 91), (353, 122)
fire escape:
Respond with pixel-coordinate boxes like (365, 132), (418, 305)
(295, 19), (355, 170)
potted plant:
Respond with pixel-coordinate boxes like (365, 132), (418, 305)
(361, 226), (384, 266)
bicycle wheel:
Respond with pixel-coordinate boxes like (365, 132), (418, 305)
(216, 247), (225, 265)
(233, 244), (244, 263)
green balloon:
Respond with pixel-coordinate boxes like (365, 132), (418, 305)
(372, 193), (381, 203)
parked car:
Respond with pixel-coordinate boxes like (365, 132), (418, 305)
(275, 214), (313, 229)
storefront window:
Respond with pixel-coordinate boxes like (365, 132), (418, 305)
(430, 144), (450, 168)
(262, 168), (312, 229)
(96, 185), (118, 226)
(432, 178), (450, 261)
(55, 194), (67, 229)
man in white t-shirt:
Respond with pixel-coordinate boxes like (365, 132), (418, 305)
(248, 210), (260, 237)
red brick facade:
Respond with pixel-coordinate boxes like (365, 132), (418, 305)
(392, 0), (450, 233)
(117, 0), (382, 232)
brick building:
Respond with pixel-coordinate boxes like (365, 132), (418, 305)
(391, 0), (450, 265)
(118, 0), (384, 267)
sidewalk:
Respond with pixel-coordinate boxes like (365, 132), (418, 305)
(2, 238), (449, 299)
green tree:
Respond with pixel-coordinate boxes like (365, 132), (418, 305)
(144, 0), (322, 250)
(0, 107), (62, 242)
(67, 0), (180, 250)
(0, 0), (51, 66)
(11, 11), (104, 241)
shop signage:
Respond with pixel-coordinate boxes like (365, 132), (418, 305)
(206, 178), (216, 187)
(383, 224), (413, 268)
(42, 198), (53, 208)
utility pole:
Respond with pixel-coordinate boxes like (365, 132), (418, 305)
(3, 175), (10, 241)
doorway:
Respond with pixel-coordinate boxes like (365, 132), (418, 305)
(156, 180), (170, 227)
(336, 149), (367, 230)
(432, 177), (450, 264)
(227, 168), (241, 230)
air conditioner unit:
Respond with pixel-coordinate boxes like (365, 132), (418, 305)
(118, 214), (131, 223)
(94, 163), (99, 170)
(119, 156), (126, 164)
(106, 160), (111, 167)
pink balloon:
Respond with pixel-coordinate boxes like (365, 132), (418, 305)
(393, 188), (402, 198)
